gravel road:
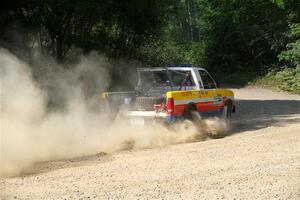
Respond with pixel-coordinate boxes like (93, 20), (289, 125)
(1, 87), (300, 200)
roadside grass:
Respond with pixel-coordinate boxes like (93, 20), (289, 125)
(252, 67), (300, 94)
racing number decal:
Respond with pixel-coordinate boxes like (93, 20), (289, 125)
(181, 91), (192, 97)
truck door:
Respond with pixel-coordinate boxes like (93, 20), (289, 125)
(198, 70), (222, 112)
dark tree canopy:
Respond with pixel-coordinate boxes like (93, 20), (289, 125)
(0, 0), (299, 75)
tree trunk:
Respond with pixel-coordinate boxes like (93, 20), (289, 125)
(56, 37), (64, 63)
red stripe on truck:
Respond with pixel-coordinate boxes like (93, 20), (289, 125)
(169, 101), (223, 116)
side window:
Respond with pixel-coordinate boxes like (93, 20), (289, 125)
(168, 71), (195, 87)
(198, 70), (216, 89)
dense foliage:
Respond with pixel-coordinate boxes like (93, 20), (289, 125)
(1, 0), (299, 92)
(1, 0), (171, 61)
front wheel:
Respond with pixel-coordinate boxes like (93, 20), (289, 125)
(222, 101), (232, 121)
(207, 101), (232, 138)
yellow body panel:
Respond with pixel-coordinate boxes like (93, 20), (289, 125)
(166, 89), (234, 100)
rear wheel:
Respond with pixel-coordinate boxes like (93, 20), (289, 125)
(183, 103), (197, 120)
(182, 103), (207, 141)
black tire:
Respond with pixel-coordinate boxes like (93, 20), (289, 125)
(134, 96), (164, 111)
(183, 103), (197, 120)
(222, 100), (232, 120)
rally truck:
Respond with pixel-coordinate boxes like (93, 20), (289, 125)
(102, 65), (235, 125)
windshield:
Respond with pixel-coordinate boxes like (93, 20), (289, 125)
(139, 70), (195, 90)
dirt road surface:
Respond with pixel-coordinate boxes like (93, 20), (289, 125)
(1, 87), (300, 200)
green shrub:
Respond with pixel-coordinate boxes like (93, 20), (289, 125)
(253, 67), (300, 94)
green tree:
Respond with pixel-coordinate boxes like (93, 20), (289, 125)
(279, 23), (300, 68)
(0, 0), (172, 62)
(197, 0), (288, 73)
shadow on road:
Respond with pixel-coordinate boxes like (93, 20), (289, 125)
(231, 99), (300, 133)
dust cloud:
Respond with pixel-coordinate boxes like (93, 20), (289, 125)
(0, 49), (227, 177)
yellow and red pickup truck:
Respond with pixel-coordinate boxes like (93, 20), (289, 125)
(102, 65), (235, 125)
